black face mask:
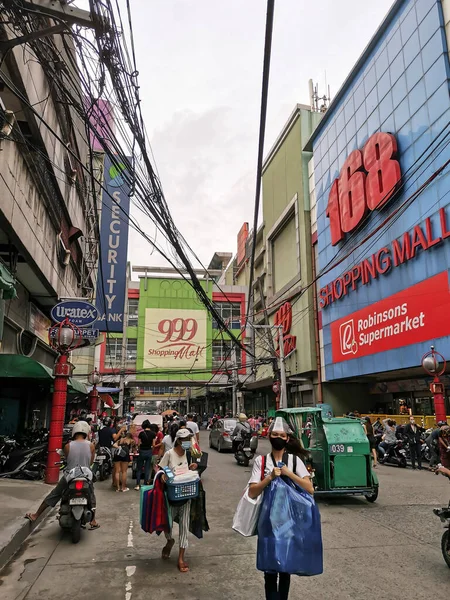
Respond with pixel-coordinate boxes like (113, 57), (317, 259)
(270, 437), (287, 451)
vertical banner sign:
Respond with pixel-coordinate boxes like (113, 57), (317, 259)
(96, 155), (131, 332)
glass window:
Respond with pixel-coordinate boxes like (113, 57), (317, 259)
(212, 302), (241, 329)
(105, 338), (122, 365)
(126, 339), (137, 363)
(127, 298), (139, 326)
(212, 340), (241, 370)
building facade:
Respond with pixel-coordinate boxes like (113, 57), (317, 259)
(308, 0), (450, 415)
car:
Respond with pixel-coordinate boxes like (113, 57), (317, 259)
(209, 418), (258, 453)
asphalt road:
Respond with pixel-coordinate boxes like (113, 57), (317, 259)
(1, 439), (449, 600)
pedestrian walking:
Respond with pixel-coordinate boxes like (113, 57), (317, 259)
(159, 428), (199, 573)
(162, 422), (179, 453)
(135, 420), (155, 490)
(247, 417), (317, 599)
(363, 416), (378, 467)
(403, 416), (424, 470)
(113, 432), (135, 492)
(186, 414), (200, 443)
(150, 423), (164, 480)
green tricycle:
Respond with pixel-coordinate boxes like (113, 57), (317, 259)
(275, 407), (379, 502)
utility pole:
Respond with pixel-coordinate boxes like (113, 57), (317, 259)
(186, 386), (191, 414)
(253, 324), (287, 409)
(231, 345), (238, 417)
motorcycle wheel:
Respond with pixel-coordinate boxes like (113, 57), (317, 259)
(242, 456), (250, 467)
(99, 464), (106, 482)
(399, 458), (407, 468)
(441, 530), (450, 568)
(217, 439), (222, 453)
(71, 520), (81, 544)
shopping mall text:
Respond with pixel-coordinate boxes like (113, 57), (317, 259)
(319, 207), (450, 308)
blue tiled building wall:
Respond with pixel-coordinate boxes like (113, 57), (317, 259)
(313, 0), (450, 380)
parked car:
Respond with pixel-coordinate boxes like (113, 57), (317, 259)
(209, 418), (258, 453)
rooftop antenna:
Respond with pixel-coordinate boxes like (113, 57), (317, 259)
(309, 78), (331, 113)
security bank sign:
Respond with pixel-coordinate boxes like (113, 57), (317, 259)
(96, 156), (131, 332)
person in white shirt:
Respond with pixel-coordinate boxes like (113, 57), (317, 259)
(159, 428), (198, 573)
(162, 423), (179, 453)
(186, 414), (200, 443)
(248, 417), (313, 600)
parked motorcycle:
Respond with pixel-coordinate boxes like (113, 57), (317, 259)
(92, 446), (112, 481)
(433, 500), (450, 568)
(378, 439), (407, 467)
(0, 443), (47, 479)
(234, 433), (256, 467)
(58, 465), (94, 544)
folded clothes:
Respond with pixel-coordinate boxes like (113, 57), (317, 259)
(172, 472), (200, 483)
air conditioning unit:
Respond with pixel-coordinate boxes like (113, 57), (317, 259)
(57, 233), (71, 267)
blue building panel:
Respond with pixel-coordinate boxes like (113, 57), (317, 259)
(312, 0), (450, 381)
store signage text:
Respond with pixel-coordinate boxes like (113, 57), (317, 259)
(319, 207), (450, 309)
(96, 156), (131, 333)
(331, 272), (450, 363)
(326, 132), (401, 245)
(274, 301), (296, 358)
(50, 300), (99, 326)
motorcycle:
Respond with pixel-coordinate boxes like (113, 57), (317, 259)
(0, 443), (47, 479)
(433, 500), (450, 568)
(378, 439), (407, 467)
(234, 433), (255, 467)
(92, 446), (112, 481)
(58, 465), (94, 544)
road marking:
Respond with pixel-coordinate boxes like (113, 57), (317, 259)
(125, 565), (135, 600)
(127, 519), (134, 548)
(126, 565), (136, 576)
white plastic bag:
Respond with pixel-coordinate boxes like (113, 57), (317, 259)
(232, 486), (263, 537)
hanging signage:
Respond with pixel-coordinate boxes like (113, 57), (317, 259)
(274, 301), (296, 358)
(29, 303), (52, 345)
(143, 308), (207, 370)
(96, 155), (131, 332)
(331, 272), (450, 363)
(49, 327), (99, 342)
(320, 206), (450, 309)
(326, 132), (401, 245)
(50, 300), (99, 327)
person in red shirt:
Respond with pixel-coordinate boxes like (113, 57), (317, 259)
(150, 423), (164, 480)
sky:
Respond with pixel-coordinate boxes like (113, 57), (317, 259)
(100, 0), (395, 270)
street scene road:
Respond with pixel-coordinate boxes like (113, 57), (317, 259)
(1, 439), (449, 600)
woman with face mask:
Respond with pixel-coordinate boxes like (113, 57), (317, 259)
(248, 417), (314, 600)
(158, 428), (198, 573)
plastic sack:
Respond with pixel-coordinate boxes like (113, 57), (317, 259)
(190, 439), (202, 458)
(257, 478), (323, 576)
(232, 487), (263, 537)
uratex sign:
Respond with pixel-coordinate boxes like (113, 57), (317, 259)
(96, 155), (131, 332)
(50, 300), (99, 327)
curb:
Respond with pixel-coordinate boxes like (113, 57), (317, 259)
(0, 490), (51, 572)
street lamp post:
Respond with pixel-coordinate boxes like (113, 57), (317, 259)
(88, 368), (101, 423)
(421, 345), (447, 424)
(46, 318), (82, 484)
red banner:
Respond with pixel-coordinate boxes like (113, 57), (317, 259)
(331, 272), (450, 363)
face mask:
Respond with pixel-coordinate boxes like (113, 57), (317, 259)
(181, 441), (191, 450)
(270, 437), (287, 451)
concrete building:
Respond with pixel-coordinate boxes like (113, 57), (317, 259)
(0, 21), (96, 433)
(307, 0), (450, 415)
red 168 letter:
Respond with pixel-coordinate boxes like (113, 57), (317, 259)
(338, 149), (367, 232)
(363, 132), (401, 210)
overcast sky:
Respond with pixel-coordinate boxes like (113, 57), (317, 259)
(116, 0), (394, 269)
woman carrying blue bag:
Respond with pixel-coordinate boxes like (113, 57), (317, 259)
(248, 417), (323, 600)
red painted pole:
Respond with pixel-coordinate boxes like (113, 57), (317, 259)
(90, 386), (98, 422)
(433, 375), (447, 423)
(45, 354), (70, 484)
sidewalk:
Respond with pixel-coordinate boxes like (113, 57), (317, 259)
(0, 479), (53, 570)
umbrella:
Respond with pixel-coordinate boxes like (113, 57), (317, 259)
(161, 409), (179, 417)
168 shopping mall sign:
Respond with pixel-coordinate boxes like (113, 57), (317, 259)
(331, 272), (450, 363)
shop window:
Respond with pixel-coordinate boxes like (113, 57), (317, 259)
(127, 298), (139, 326)
(212, 302), (241, 329)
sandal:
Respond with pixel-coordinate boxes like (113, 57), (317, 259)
(178, 561), (189, 573)
(24, 513), (36, 523)
(162, 539), (175, 559)
(122, 488), (129, 493)
(89, 523), (101, 530)
(134, 485), (140, 491)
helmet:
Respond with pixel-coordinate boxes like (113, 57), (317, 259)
(103, 417), (112, 427)
(72, 421), (91, 438)
(238, 413), (248, 422)
(438, 421), (448, 427)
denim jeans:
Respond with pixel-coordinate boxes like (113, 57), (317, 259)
(136, 449), (153, 484)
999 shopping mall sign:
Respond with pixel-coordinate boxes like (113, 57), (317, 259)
(331, 272), (450, 363)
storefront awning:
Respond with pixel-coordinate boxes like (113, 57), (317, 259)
(68, 378), (88, 395)
(0, 263), (16, 300)
(0, 354), (53, 379)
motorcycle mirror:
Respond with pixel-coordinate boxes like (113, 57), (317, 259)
(56, 449), (64, 456)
